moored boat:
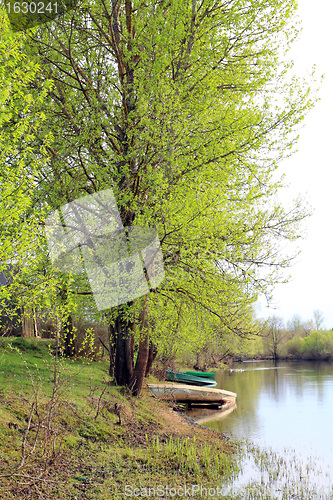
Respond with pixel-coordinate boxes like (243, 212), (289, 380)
(147, 383), (237, 404)
(166, 369), (216, 386)
(184, 371), (216, 380)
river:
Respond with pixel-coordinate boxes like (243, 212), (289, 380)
(188, 360), (333, 498)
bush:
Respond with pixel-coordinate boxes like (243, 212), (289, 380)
(286, 337), (303, 358)
(285, 331), (333, 360)
(300, 331), (332, 360)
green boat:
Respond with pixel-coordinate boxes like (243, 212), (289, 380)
(184, 371), (216, 381)
(166, 369), (216, 387)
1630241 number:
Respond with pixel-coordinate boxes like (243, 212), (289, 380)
(5, 2), (59, 14)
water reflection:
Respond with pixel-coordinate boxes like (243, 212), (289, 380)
(188, 403), (237, 424)
(188, 360), (333, 469)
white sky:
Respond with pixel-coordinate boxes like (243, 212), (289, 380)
(255, 0), (333, 329)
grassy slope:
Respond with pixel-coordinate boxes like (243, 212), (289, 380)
(0, 338), (236, 500)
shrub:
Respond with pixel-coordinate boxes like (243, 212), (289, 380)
(300, 331), (331, 360)
(285, 337), (303, 358)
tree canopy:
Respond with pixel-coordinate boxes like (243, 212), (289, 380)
(0, 0), (318, 393)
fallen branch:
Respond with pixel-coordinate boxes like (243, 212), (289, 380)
(98, 336), (109, 353)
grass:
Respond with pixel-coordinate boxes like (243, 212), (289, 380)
(0, 337), (109, 404)
(0, 337), (237, 499)
(1, 338), (332, 499)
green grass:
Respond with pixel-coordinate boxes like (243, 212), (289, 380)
(1, 338), (327, 499)
(0, 337), (237, 500)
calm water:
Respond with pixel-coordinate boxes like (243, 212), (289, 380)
(188, 360), (333, 497)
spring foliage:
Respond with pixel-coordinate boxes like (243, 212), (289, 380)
(0, 1), (318, 357)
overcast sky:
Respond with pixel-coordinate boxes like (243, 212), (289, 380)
(255, 0), (333, 329)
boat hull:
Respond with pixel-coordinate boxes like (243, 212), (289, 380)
(147, 383), (236, 404)
(184, 371), (216, 381)
(166, 370), (216, 386)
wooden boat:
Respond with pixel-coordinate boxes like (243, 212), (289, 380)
(147, 383), (236, 404)
(166, 369), (216, 386)
(184, 371), (216, 381)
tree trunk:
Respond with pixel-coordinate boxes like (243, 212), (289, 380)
(145, 342), (157, 377)
(130, 299), (149, 396)
(21, 307), (34, 338)
(33, 308), (41, 338)
(114, 315), (134, 386)
(194, 351), (201, 370)
(108, 323), (115, 378)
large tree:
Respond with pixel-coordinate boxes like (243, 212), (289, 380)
(262, 315), (286, 360)
(0, 0), (316, 394)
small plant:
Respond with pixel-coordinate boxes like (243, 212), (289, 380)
(146, 435), (234, 480)
(6, 339), (75, 469)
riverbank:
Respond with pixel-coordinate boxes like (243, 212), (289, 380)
(0, 338), (237, 499)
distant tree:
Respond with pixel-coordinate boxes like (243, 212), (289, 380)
(313, 310), (325, 330)
(287, 314), (303, 335)
(302, 320), (314, 337)
(262, 316), (286, 360)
